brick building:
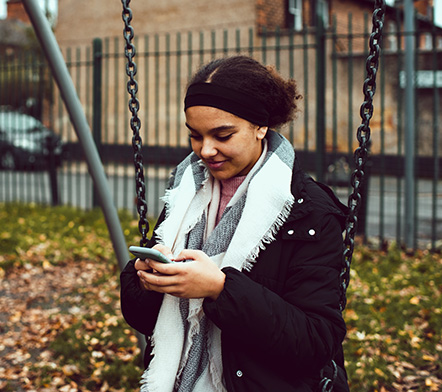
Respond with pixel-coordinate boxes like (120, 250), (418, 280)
(3, 0), (440, 157)
(5, 0), (30, 23)
(4, 0), (439, 68)
(50, 0), (442, 156)
(54, 0), (256, 47)
(53, 0), (437, 48)
(0, 0), (32, 55)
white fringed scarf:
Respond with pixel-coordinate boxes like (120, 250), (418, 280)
(140, 131), (295, 392)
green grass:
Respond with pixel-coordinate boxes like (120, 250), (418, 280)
(1, 202), (441, 391)
(0, 202), (148, 269)
(344, 245), (442, 390)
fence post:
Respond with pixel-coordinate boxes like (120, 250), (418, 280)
(46, 135), (59, 206)
(93, 38), (103, 208)
(315, 3), (326, 183)
(404, 0), (416, 249)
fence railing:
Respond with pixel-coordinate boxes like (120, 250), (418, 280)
(0, 21), (441, 250)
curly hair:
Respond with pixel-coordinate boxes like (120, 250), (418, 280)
(188, 56), (302, 129)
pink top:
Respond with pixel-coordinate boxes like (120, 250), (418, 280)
(216, 175), (246, 226)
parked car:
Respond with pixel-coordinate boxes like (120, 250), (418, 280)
(0, 109), (64, 170)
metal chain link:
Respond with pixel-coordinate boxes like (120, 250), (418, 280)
(320, 360), (338, 392)
(319, 2), (386, 391)
(340, 0), (386, 312)
(121, 0), (150, 247)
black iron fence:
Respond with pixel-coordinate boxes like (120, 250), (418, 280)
(0, 20), (441, 249)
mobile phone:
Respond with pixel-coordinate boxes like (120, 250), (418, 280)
(129, 246), (174, 264)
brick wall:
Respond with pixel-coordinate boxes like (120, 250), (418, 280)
(55, 0), (256, 48)
(6, 0), (30, 24)
(331, 0), (374, 53)
(254, 0), (375, 52)
(255, 0), (377, 37)
(414, 0), (433, 18)
(256, 0), (314, 32)
(256, 0), (286, 32)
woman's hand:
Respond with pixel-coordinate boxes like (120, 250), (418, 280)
(137, 249), (225, 300)
(134, 244), (174, 271)
(134, 244), (173, 289)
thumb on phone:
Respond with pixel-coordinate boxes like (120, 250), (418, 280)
(152, 244), (174, 259)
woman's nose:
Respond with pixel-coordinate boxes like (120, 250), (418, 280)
(200, 139), (217, 158)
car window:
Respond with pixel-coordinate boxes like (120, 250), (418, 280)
(0, 112), (42, 134)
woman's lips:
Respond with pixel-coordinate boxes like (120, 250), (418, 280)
(205, 160), (226, 170)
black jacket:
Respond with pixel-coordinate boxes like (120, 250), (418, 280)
(120, 157), (350, 391)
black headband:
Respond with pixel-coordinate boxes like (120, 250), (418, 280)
(184, 82), (269, 126)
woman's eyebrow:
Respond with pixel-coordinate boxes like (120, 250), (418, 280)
(185, 123), (236, 134)
(185, 122), (198, 133)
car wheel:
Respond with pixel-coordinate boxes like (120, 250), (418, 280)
(0, 150), (17, 170)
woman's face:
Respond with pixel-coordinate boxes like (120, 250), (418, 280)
(185, 106), (268, 181)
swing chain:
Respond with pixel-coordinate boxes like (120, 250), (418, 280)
(122, 0), (150, 247)
(340, 0), (386, 311)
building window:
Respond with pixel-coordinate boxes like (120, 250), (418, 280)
(315, 0), (329, 28)
(287, 0), (303, 30)
(423, 32), (432, 50)
(387, 21), (398, 51)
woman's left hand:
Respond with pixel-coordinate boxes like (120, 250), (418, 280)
(137, 249), (225, 300)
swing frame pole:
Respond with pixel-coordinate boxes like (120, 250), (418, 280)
(22, 0), (130, 271)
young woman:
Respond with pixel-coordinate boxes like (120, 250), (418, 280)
(120, 56), (350, 391)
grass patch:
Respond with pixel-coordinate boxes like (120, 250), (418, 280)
(1, 202), (441, 391)
(345, 245), (442, 390)
(0, 202), (152, 271)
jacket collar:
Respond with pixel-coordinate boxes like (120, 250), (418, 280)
(287, 156), (348, 227)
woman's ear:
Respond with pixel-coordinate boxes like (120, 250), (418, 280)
(256, 126), (268, 140)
